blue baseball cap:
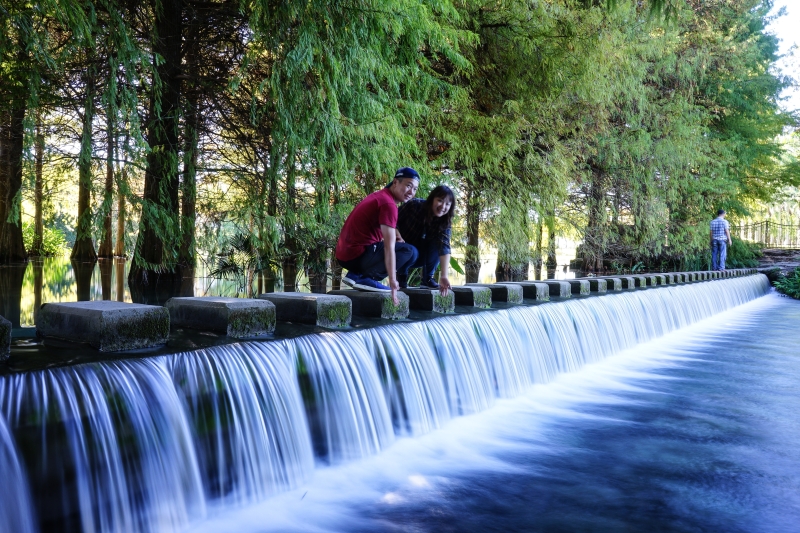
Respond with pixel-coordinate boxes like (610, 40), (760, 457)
(386, 167), (420, 187)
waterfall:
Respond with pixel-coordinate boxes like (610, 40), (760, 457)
(0, 275), (771, 533)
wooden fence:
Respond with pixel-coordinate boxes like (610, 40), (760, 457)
(735, 221), (800, 249)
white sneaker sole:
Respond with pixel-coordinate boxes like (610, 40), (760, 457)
(342, 276), (358, 289)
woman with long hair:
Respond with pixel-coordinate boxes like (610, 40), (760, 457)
(396, 185), (455, 294)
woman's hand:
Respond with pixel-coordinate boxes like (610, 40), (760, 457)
(438, 275), (451, 296)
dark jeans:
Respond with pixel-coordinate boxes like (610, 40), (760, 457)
(711, 239), (727, 270)
(406, 239), (441, 280)
(338, 242), (418, 280)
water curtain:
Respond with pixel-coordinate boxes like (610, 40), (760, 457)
(0, 275), (771, 533)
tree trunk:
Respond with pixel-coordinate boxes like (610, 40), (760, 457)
(115, 166), (126, 257)
(546, 214), (557, 279)
(464, 178), (481, 283)
(97, 106), (115, 258)
(31, 119), (45, 257)
(128, 0), (183, 303)
(115, 259), (125, 301)
(71, 64), (98, 262)
(0, 265), (26, 327)
(282, 148), (298, 292)
(180, 13), (199, 270)
(0, 104), (29, 263)
(583, 165), (607, 274)
(533, 218), (543, 280)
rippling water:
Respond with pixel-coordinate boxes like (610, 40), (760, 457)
(188, 293), (800, 533)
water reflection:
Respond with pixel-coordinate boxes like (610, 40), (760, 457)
(7, 257), (250, 327)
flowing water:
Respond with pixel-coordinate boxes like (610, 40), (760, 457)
(0, 275), (781, 533)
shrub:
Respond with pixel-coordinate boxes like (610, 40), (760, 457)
(725, 237), (762, 268)
(22, 221), (68, 256)
(774, 268), (800, 299)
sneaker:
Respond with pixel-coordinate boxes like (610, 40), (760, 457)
(353, 277), (391, 292)
(342, 272), (362, 289)
(397, 274), (408, 289)
(420, 277), (439, 289)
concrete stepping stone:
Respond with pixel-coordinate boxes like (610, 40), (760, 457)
(541, 280), (571, 298)
(451, 286), (492, 308)
(166, 297), (276, 338)
(631, 275), (648, 288)
(328, 290), (410, 319)
(642, 275), (660, 287)
(1, 315), (10, 361)
(399, 288), (455, 313)
(601, 277), (623, 291)
(602, 276), (635, 289)
(466, 283), (523, 304)
(258, 292), (351, 328)
(587, 278), (608, 293)
(506, 281), (550, 301)
(568, 279), (590, 296)
(37, 301), (170, 351)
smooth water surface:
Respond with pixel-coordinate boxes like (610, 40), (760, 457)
(189, 293), (800, 533)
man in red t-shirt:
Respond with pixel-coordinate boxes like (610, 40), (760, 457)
(336, 167), (420, 304)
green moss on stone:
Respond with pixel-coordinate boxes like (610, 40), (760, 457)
(381, 294), (409, 319)
(433, 292), (455, 313)
(579, 282), (590, 295)
(473, 288), (492, 308)
(317, 300), (351, 328)
(227, 306), (276, 338)
(103, 308), (170, 351)
(506, 287), (523, 304)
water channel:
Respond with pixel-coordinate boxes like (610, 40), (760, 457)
(1, 274), (793, 533)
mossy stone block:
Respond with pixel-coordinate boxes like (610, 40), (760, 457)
(399, 288), (454, 313)
(166, 297), (276, 338)
(451, 286), (492, 308)
(509, 282), (549, 301)
(588, 279), (608, 293)
(467, 283), (523, 304)
(632, 275), (648, 288)
(37, 301), (169, 351)
(603, 278), (623, 291)
(0, 315), (10, 361)
(258, 292), (351, 328)
(568, 280), (590, 295)
(328, 290), (410, 320)
(542, 281), (571, 298)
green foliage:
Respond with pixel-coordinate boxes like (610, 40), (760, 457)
(725, 238), (762, 269)
(22, 222), (67, 256)
(774, 268), (800, 300)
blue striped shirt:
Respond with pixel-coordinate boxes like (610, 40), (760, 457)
(710, 217), (729, 240)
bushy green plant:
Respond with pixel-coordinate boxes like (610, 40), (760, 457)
(774, 268), (800, 299)
(22, 222), (67, 256)
(726, 238), (762, 268)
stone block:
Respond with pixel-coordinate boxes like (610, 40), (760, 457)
(670, 273), (685, 283)
(1, 315), (10, 361)
(399, 288), (455, 313)
(167, 297), (276, 338)
(542, 280), (571, 298)
(258, 293), (351, 328)
(328, 290), (410, 319)
(37, 301), (169, 351)
(505, 282), (549, 301)
(632, 275), (648, 288)
(602, 278), (622, 291)
(451, 286), (492, 308)
(642, 275), (659, 287)
(467, 283), (523, 304)
(588, 279), (607, 293)
(662, 274), (674, 284)
(568, 279), (590, 296)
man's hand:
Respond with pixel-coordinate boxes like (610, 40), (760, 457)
(438, 275), (451, 296)
(396, 230), (405, 243)
(389, 278), (400, 306)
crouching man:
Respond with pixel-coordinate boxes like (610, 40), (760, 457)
(335, 167), (420, 304)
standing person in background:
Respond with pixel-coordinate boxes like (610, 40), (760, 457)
(710, 209), (732, 271)
(396, 185), (455, 295)
(335, 167), (420, 304)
